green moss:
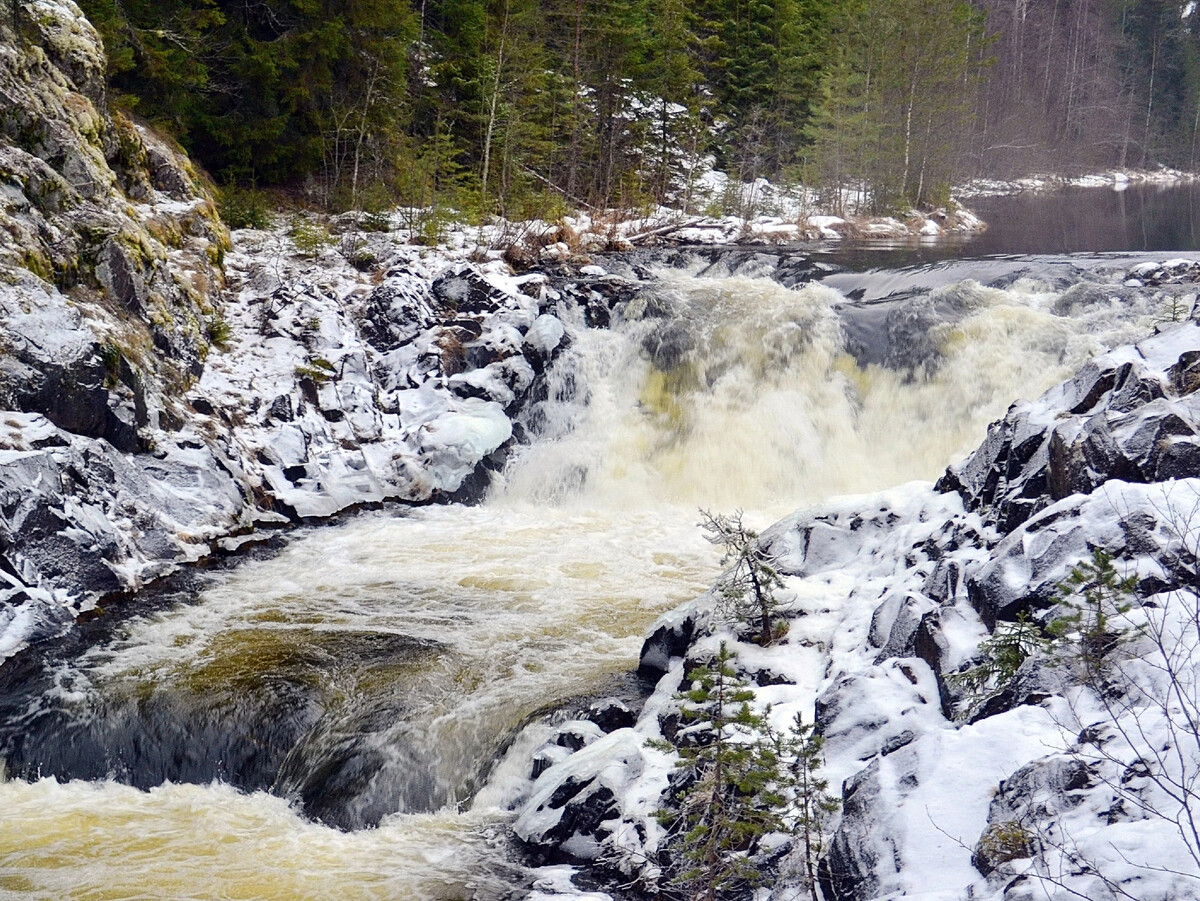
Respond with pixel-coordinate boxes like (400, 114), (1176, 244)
(144, 215), (183, 249)
(976, 821), (1034, 869)
(205, 241), (226, 268)
(19, 248), (52, 282)
(112, 111), (149, 177)
(295, 357), (335, 382)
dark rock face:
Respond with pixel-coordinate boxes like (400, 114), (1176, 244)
(432, 266), (509, 316)
(638, 608), (698, 679)
(819, 759), (903, 901)
(359, 269), (436, 350)
(585, 699), (636, 733)
(971, 756), (1092, 877)
(939, 322), (1200, 534)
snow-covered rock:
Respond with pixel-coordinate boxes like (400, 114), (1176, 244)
(939, 321), (1200, 532)
(517, 289), (1200, 900)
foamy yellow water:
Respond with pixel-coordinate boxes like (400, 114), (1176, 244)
(0, 266), (1161, 898)
(0, 778), (513, 900)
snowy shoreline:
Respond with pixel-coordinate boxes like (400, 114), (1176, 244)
(957, 166), (1200, 198)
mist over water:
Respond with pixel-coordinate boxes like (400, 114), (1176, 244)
(0, 248), (1178, 898)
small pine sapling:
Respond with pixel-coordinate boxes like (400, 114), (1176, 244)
(664, 642), (787, 901)
(951, 611), (1049, 700)
(1048, 548), (1138, 680)
(700, 509), (786, 645)
(781, 714), (840, 901)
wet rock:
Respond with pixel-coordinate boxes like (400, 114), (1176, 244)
(939, 323), (1200, 532)
(431, 265), (509, 316)
(524, 314), (568, 368)
(643, 321), (692, 370)
(584, 699), (636, 733)
(515, 729), (648, 864)
(638, 607), (698, 679)
(553, 721), (605, 753)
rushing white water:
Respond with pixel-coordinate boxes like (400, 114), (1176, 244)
(504, 270), (1156, 513)
(0, 264), (1169, 899)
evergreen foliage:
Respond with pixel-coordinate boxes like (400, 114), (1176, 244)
(951, 611), (1048, 699)
(779, 712), (839, 901)
(72, 0), (1200, 217)
(700, 509), (785, 646)
(1048, 548), (1138, 680)
(657, 643), (839, 901)
(666, 643), (785, 900)
(956, 548), (1139, 710)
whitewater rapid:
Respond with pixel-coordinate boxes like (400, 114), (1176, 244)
(0, 264), (1170, 899)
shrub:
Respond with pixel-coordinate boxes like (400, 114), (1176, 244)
(217, 186), (272, 230)
(951, 612), (1048, 700)
(207, 315), (233, 350)
(288, 217), (332, 257)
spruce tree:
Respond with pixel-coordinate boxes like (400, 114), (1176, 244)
(780, 713), (839, 901)
(666, 643), (787, 901)
(700, 509), (785, 646)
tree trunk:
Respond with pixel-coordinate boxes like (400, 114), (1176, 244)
(480, 0), (510, 206)
(1142, 34), (1158, 169)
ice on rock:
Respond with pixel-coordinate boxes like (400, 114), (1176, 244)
(415, 399), (513, 485)
(525, 314), (567, 359)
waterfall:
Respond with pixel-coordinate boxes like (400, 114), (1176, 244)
(0, 262), (1165, 899)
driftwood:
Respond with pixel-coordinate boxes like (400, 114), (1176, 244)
(627, 219), (720, 245)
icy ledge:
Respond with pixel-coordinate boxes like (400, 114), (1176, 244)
(513, 297), (1200, 901)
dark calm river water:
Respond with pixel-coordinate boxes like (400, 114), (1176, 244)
(800, 182), (1200, 302)
(966, 181), (1200, 255)
(815, 181), (1200, 274)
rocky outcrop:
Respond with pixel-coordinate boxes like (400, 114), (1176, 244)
(0, 0), (239, 656)
(0, 0), (648, 662)
(939, 322), (1200, 533)
(513, 287), (1200, 900)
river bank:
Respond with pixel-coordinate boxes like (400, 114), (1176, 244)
(10, 5), (1200, 899)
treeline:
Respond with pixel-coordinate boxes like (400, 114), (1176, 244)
(78, 0), (1200, 216)
(974, 0), (1200, 176)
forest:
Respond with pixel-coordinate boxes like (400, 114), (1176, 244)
(78, 0), (1200, 217)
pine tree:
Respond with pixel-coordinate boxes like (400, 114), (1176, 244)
(780, 714), (839, 901)
(659, 645), (840, 901)
(700, 509), (786, 646)
(1048, 548), (1138, 681)
(666, 643), (787, 901)
(950, 611), (1049, 701)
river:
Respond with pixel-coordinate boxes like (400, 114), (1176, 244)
(0, 185), (1197, 900)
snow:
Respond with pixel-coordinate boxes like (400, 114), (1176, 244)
(891, 706), (1063, 900)
(527, 866), (613, 901)
(417, 400), (512, 462)
(959, 168), (1199, 198)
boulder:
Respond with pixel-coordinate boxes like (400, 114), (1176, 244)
(940, 324), (1200, 533)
